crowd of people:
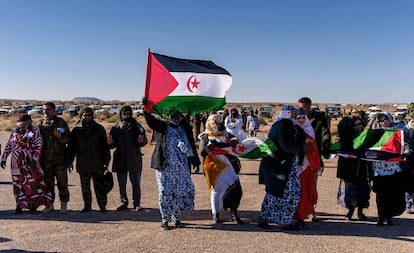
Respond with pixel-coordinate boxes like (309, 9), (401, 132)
(1, 98), (414, 231)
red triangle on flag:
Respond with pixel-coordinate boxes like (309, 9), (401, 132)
(144, 53), (179, 112)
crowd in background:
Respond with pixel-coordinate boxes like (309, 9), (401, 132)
(1, 98), (414, 231)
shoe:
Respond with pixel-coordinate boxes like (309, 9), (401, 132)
(43, 203), (55, 213)
(60, 202), (68, 214)
(311, 216), (320, 222)
(296, 220), (306, 229)
(376, 217), (384, 226)
(116, 203), (128, 211)
(173, 219), (183, 228)
(160, 221), (169, 230)
(212, 213), (221, 224)
(230, 209), (244, 224)
(133, 204), (143, 211)
(386, 218), (394, 226)
(357, 213), (368, 221)
(100, 207), (107, 213)
(14, 205), (22, 215)
(345, 208), (354, 221)
(80, 207), (91, 213)
(257, 219), (271, 229)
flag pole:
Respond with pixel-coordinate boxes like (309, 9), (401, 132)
(144, 48), (152, 112)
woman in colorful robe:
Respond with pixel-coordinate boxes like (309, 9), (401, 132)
(199, 114), (243, 224)
(294, 108), (320, 228)
(1, 113), (51, 214)
(144, 111), (200, 230)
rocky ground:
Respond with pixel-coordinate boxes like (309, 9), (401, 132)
(1, 129), (414, 253)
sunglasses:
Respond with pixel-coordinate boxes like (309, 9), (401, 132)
(296, 115), (306, 119)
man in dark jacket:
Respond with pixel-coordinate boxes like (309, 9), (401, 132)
(109, 106), (147, 211)
(66, 107), (111, 213)
(38, 102), (71, 213)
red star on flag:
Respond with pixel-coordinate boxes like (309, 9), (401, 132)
(237, 145), (246, 154)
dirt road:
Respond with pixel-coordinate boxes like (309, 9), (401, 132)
(1, 130), (413, 253)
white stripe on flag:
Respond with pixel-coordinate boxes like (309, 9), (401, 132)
(169, 72), (232, 97)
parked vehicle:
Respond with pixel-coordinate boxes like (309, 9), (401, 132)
(55, 105), (67, 115)
(63, 105), (83, 116)
(9, 105), (33, 114)
(240, 105), (253, 114)
(325, 106), (343, 119)
(367, 106), (382, 120)
(96, 105), (119, 115)
(0, 106), (12, 115)
(131, 106), (144, 116)
(28, 106), (44, 116)
(259, 105), (273, 118)
(394, 105), (408, 120)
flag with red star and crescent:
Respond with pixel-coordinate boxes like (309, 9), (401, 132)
(220, 137), (278, 159)
(143, 50), (232, 115)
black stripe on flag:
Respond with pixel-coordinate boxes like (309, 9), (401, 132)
(152, 53), (231, 75)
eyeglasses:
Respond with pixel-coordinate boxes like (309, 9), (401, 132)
(378, 118), (388, 123)
(353, 123), (363, 127)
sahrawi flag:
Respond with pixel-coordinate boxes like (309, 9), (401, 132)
(330, 128), (405, 161)
(355, 128), (405, 161)
(210, 137), (278, 159)
(144, 51), (232, 115)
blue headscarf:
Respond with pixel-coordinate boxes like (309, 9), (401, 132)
(379, 112), (406, 130)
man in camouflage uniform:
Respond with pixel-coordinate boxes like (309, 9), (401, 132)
(38, 102), (71, 213)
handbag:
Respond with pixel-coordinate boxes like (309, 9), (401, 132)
(102, 169), (114, 194)
(336, 179), (346, 208)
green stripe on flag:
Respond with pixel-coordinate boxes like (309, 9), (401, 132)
(152, 96), (226, 115)
(241, 138), (278, 159)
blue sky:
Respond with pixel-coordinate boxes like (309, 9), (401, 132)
(1, 0), (413, 104)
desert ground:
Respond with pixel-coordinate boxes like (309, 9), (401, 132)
(1, 113), (414, 253)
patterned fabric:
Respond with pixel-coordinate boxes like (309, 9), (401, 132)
(156, 125), (195, 221)
(207, 154), (240, 214)
(1, 125), (51, 209)
(13, 164), (52, 209)
(259, 157), (301, 225)
(373, 160), (401, 176)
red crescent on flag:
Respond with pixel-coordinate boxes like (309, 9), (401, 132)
(186, 75), (200, 93)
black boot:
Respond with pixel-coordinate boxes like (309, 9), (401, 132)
(345, 207), (354, 220)
(357, 207), (367, 220)
(230, 209), (244, 224)
(14, 205), (22, 215)
(212, 213), (220, 224)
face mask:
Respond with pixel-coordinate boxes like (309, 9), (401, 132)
(124, 117), (133, 123)
(171, 117), (182, 126)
